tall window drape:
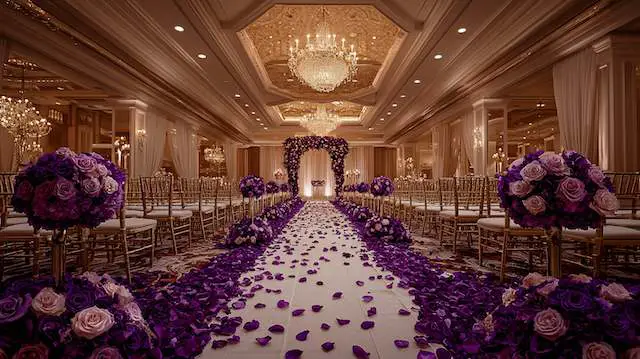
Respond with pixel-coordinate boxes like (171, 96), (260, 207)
(135, 112), (168, 177)
(224, 142), (238, 180)
(460, 111), (481, 173)
(299, 150), (333, 197)
(169, 120), (199, 178)
(553, 48), (598, 161)
(344, 145), (374, 183)
(374, 147), (397, 178)
(259, 146), (285, 181)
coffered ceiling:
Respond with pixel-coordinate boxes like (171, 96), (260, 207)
(1, 0), (639, 144)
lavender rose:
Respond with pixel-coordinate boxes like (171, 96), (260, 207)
(625, 348), (640, 359)
(74, 154), (98, 173)
(520, 161), (547, 182)
(522, 272), (548, 288)
(523, 196), (547, 215)
(557, 177), (587, 204)
(11, 343), (48, 359)
(102, 176), (119, 195)
(71, 306), (115, 339)
(533, 308), (568, 341)
(122, 302), (144, 322)
(15, 181), (34, 201)
(508, 181), (532, 198)
(537, 279), (559, 297)
(582, 342), (616, 359)
(116, 286), (134, 305)
(55, 178), (77, 201)
(89, 347), (123, 359)
(509, 157), (525, 170)
(96, 164), (109, 177)
(32, 287), (66, 316)
(82, 177), (102, 197)
(569, 273), (593, 283)
(539, 152), (570, 176)
(502, 288), (517, 306)
(0, 294), (31, 324)
(600, 283), (632, 303)
(588, 166), (607, 187)
(590, 189), (619, 216)
(55, 147), (76, 157)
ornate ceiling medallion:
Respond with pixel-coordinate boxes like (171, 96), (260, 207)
(287, 7), (357, 93)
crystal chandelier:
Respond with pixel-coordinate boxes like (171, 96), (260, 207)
(0, 96), (51, 167)
(204, 145), (225, 177)
(299, 104), (339, 136)
(287, 7), (357, 93)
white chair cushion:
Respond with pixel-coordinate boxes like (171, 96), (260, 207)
(605, 218), (640, 229)
(94, 218), (157, 231)
(144, 209), (193, 219)
(124, 210), (145, 218)
(0, 223), (51, 235)
(563, 225), (640, 240)
(8, 211), (25, 218)
(440, 210), (483, 218)
(126, 205), (145, 211)
(6, 217), (29, 225)
(477, 217), (522, 230)
(183, 205), (215, 213)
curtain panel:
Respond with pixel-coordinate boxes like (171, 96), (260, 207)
(135, 112), (168, 177)
(259, 146), (285, 181)
(460, 111), (482, 173)
(553, 48), (598, 161)
(299, 150), (333, 197)
(223, 142), (238, 181)
(344, 145), (374, 183)
(169, 120), (199, 178)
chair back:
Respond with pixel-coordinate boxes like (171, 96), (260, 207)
(605, 172), (640, 217)
(437, 178), (456, 211)
(180, 178), (201, 210)
(126, 177), (143, 207)
(485, 176), (500, 217)
(454, 176), (486, 215)
(140, 176), (174, 216)
(0, 173), (16, 228)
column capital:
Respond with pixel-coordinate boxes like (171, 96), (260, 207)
(472, 98), (510, 109)
(593, 34), (640, 62)
(111, 99), (148, 111)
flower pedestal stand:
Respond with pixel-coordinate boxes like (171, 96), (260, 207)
(51, 229), (67, 285)
(546, 227), (562, 277)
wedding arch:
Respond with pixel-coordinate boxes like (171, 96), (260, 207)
(283, 136), (349, 197)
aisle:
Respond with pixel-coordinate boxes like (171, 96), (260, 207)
(200, 201), (429, 359)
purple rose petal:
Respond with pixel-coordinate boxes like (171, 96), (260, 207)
(254, 303), (266, 309)
(417, 351), (436, 359)
(312, 305), (323, 312)
(356, 281), (364, 286)
(321, 342), (335, 352)
(228, 335), (240, 344)
(321, 323), (331, 330)
(332, 292), (343, 299)
(337, 318), (350, 326)
(292, 309), (305, 317)
(285, 349), (303, 359)
(414, 336), (429, 348)
(362, 295), (373, 303)
(295, 330), (310, 341)
(211, 340), (227, 349)
(268, 324), (285, 333)
(367, 307), (377, 317)
(436, 348), (452, 359)
(398, 309), (411, 316)
(256, 336), (272, 346)
(394, 339), (409, 349)
(277, 300), (289, 309)
(232, 301), (246, 310)
(360, 321), (375, 330)
(352, 345), (370, 359)
(243, 320), (259, 331)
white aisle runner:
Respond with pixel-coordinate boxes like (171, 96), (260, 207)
(200, 201), (429, 359)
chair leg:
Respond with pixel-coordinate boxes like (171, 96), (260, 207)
(452, 221), (459, 253)
(200, 213), (206, 240)
(150, 228), (155, 266)
(33, 236), (41, 277)
(500, 233), (509, 282)
(187, 219), (193, 248)
(478, 230), (484, 266)
(121, 232), (132, 283)
(0, 242), (4, 280)
(170, 220), (178, 255)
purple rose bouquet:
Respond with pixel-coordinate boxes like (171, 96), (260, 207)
(364, 215), (411, 243)
(351, 206), (373, 222)
(0, 273), (158, 358)
(474, 273), (640, 358)
(370, 176), (394, 197)
(226, 217), (273, 246)
(498, 150), (618, 229)
(356, 182), (370, 193)
(261, 205), (285, 222)
(239, 175), (265, 198)
(265, 181), (280, 194)
(11, 147), (125, 230)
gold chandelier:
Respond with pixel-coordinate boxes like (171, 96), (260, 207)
(299, 104), (339, 136)
(0, 96), (51, 167)
(287, 7), (357, 93)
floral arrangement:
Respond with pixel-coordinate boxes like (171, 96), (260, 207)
(226, 217), (273, 246)
(280, 183), (290, 193)
(498, 150), (618, 229)
(473, 273), (640, 358)
(343, 184), (356, 192)
(351, 206), (373, 222)
(370, 176), (394, 197)
(238, 175), (265, 199)
(265, 181), (280, 194)
(283, 136), (349, 197)
(0, 273), (158, 358)
(356, 182), (370, 193)
(11, 147), (125, 230)
(364, 215), (411, 243)
(260, 205), (284, 222)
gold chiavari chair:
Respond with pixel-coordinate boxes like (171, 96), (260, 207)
(89, 181), (156, 281)
(438, 176), (486, 253)
(413, 178), (439, 235)
(140, 176), (192, 255)
(423, 178), (455, 236)
(201, 177), (225, 231)
(604, 172), (640, 229)
(477, 177), (547, 281)
(0, 173), (49, 279)
(180, 178), (215, 240)
(124, 178), (145, 218)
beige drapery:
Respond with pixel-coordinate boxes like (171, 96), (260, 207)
(259, 146), (285, 181)
(299, 150), (333, 197)
(344, 145), (375, 183)
(169, 120), (199, 178)
(134, 112), (168, 177)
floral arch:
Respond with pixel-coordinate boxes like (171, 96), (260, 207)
(283, 136), (349, 197)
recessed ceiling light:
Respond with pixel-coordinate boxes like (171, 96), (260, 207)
(244, 103), (249, 107)
(400, 94), (406, 98)
(434, 54), (443, 60)
(457, 27), (467, 34)
(392, 103), (398, 107)
(251, 111), (256, 115)
(234, 94), (240, 98)
(174, 25), (185, 32)
(368, 127), (373, 131)
(55, 102), (61, 105)
(413, 79), (421, 84)
(197, 53), (207, 59)
(387, 112), (392, 116)
(263, 127), (268, 130)
(379, 118), (385, 121)
(269, 35), (273, 39)
(57, 86), (64, 90)
(372, 36), (377, 40)
(287, 78), (294, 82)
(256, 118), (261, 121)
(352, 79), (358, 83)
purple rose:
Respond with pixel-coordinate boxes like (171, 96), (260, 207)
(55, 178), (77, 201)
(66, 288), (95, 313)
(55, 147), (76, 157)
(533, 308), (567, 341)
(539, 152), (569, 176)
(123, 323), (151, 352)
(523, 195), (546, 215)
(15, 180), (34, 201)
(0, 294), (31, 324)
(38, 315), (65, 345)
(82, 178), (102, 197)
(89, 347), (123, 359)
(73, 154), (97, 173)
(582, 342), (615, 359)
(71, 306), (115, 339)
(508, 181), (532, 198)
(588, 166), (606, 187)
(520, 161), (547, 182)
(600, 283), (632, 303)
(11, 343), (48, 359)
(557, 177), (586, 204)
(590, 189), (619, 216)
(96, 164), (109, 177)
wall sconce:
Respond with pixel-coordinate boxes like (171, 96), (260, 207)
(135, 129), (146, 150)
(472, 127), (483, 149)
